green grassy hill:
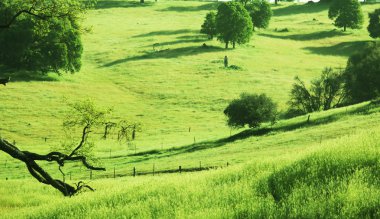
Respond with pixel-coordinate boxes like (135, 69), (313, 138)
(0, 0), (380, 218)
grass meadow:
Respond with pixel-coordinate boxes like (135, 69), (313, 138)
(0, 0), (380, 218)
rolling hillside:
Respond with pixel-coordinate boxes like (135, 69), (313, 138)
(0, 0), (379, 218)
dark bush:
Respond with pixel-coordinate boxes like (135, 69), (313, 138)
(224, 93), (277, 128)
(343, 42), (380, 103)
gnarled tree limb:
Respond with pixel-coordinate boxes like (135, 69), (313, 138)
(0, 138), (105, 196)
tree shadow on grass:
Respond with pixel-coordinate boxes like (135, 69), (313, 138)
(259, 30), (348, 41)
(272, 3), (328, 17)
(157, 2), (219, 12)
(95, 0), (154, 9)
(128, 101), (380, 162)
(132, 29), (197, 38)
(146, 35), (208, 48)
(0, 67), (59, 82)
(304, 40), (371, 57)
(103, 45), (223, 67)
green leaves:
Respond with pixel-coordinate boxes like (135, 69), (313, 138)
(200, 12), (217, 40)
(245, 0), (272, 30)
(216, 2), (253, 48)
(0, 0), (90, 74)
(224, 93), (277, 128)
(368, 9), (380, 39)
(344, 42), (380, 103)
(328, 0), (363, 31)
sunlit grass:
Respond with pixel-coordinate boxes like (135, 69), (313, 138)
(0, 0), (380, 218)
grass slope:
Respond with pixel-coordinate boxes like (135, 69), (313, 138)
(0, 0), (380, 218)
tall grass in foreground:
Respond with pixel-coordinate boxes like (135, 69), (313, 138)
(2, 128), (379, 218)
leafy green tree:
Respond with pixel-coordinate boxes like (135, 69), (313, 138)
(368, 9), (380, 39)
(245, 0), (272, 31)
(344, 42), (380, 103)
(200, 12), (217, 40)
(237, 0), (251, 6)
(328, 0), (363, 31)
(0, 18), (83, 74)
(0, 0), (95, 74)
(216, 2), (253, 49)
(288, 68), (345, 114)
(224, 93), (277, 128)
(0, 0), (96, 29)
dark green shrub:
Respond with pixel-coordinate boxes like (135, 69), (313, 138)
(224, 93), (277, 128)
(368, 8), (380, 39)
(343, 42), (380, 103)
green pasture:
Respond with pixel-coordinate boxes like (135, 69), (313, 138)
(0, 0), (380, 218)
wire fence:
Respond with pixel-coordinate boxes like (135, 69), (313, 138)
(0, 159), (231, 181)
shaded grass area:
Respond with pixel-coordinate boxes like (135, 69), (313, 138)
(0, 66), (60, 82)
(132, 29), (197, 38)
(157, 2), (219, 12)
(103, 45), (223, 67)
(95, 0), (155, 9)
(272, 2), (329, 17)
(304, 40), (372, 57)
(259, 30), (349, 41)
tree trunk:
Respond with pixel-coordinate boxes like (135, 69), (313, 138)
(275, 0), (278, 5)
(140, 0), (144, 3)
(232, 42), (236, 49)
(225, 41), (229, 49)
(343, 26), (346, 31)
(0, 138), (104, 196)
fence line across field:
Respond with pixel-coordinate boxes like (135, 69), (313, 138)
(0, 160), (232, 181)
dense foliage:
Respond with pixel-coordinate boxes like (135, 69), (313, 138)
(343, 42), (380, 103)
(328, 0), (363, 31)
(200, 12), (217, 40)
(0, 0), (95, 74)
(288, 68), (344, 114)
(224, 93), (277, 128)
(0, 17), (83, 74)
(216, 2), (253, 48)
(368, 8), (380, 39)
(245, 0), (272, 30)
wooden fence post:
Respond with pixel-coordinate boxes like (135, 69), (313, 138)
(90, 170), (92, 180)
(153, 164), (155, 176)
(133, 167), (136, 177)
(179, 165), (182, 173)
(4, 160), (7, 168)
(113, 167), (116, 179)
(227, 162), (229, 167)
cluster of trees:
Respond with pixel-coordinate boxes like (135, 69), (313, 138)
(288, 42), (380, 115)
(224, 43), (380, 127)
(200, 0), (272, 49)
(0, 0), (96, 74)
